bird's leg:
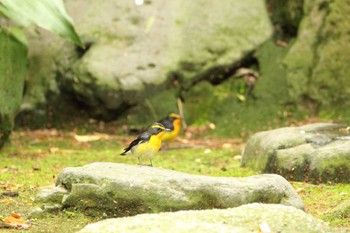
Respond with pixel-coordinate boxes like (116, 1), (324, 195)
(137, 157), (142, 165)
(149, 159), (153, 167)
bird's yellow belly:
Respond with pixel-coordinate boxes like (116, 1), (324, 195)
(131, 143), (158, 159)
(130, 135), (162, 160)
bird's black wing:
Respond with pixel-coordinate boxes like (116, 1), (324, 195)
(120, 132), (151, 155)
(158, 117), (174, 130)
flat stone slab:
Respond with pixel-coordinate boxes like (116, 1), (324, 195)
(241, 123), (350, 183)
(77, 203), (345, 233)
(33, 162), (304, 217)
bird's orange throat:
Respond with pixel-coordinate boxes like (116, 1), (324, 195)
(162, 119), (181, 142)
(172, 119), (181, 136)
(174, 119), (181, 129)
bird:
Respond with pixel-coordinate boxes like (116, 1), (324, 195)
(158, 113), (182, 142)
(120, 122), (169, 166)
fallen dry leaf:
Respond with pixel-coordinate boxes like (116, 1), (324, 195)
(11, 213), (21, 219)
(222, 143), (232, 149)
(49, 147), (60, 153)
(8, 183), (24, 192)
(296, 187), (305, 194)
(204, 149), (211, 154)
(276, 40), (289, 47)
(73, 133), (110, 142)
(7, 165), (18, 170)
(208, 122), (216, 130)
(33, 164), (41, 171)
(0, 199), (10, 205)
(0, 168), (9, 173)
(25, 201), (33, 206)
(1, 216), (29, 230)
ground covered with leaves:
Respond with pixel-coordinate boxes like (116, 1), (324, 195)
(0, 125), (349, 232)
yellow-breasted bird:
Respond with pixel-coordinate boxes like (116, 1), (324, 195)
(158, 113), (182, 142)
(120, 123), (169, 166)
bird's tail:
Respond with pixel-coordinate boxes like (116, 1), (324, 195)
(120, 149), (128, 156)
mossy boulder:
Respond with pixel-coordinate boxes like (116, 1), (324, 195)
(241, 123), (350, 183)
(19, 0), (272, 125)
(284, 0), (350, 116)
(78, 203), (345, 233)
(32, 162), (304, 217)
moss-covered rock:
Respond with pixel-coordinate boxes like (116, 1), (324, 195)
(284, 0), (350, 117)
(78, 203), (344, 233)
(242, 123), (350, 183)
(20, 0), (272, 125)
(32, 162), (304, 217)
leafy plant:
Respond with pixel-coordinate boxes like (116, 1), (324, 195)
(0, 0), (83, 149)
(0, 0), (83, 46)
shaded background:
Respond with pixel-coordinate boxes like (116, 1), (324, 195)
(12, 0), (350, 136)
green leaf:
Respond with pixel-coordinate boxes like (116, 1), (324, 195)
(0, 27), (28, 148)
(0, 0), (83, 47)
(9, 27), (28, 47)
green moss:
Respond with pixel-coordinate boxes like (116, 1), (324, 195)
(325, 199), (350, 226)
(182, 81), (215, 126)
(125, 89), (180, 128)
(315, 164), (350, 184)
(291, 182), (350, 228)
(283, 0), (350, 120)
(310, 0), (350, 107)
(182, 40), (294, 138)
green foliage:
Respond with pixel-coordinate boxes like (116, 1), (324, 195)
(0, 0), (82, 148)
(0, 0), (83, 47)
(0, 27), (27, 148)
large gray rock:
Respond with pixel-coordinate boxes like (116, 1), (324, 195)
(33, 162), (304, 217)
(21, 0), (272, 120)
(241, 123), (350, 183)
(284, 0), (350, 108)
(78, 203), (345, 233)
